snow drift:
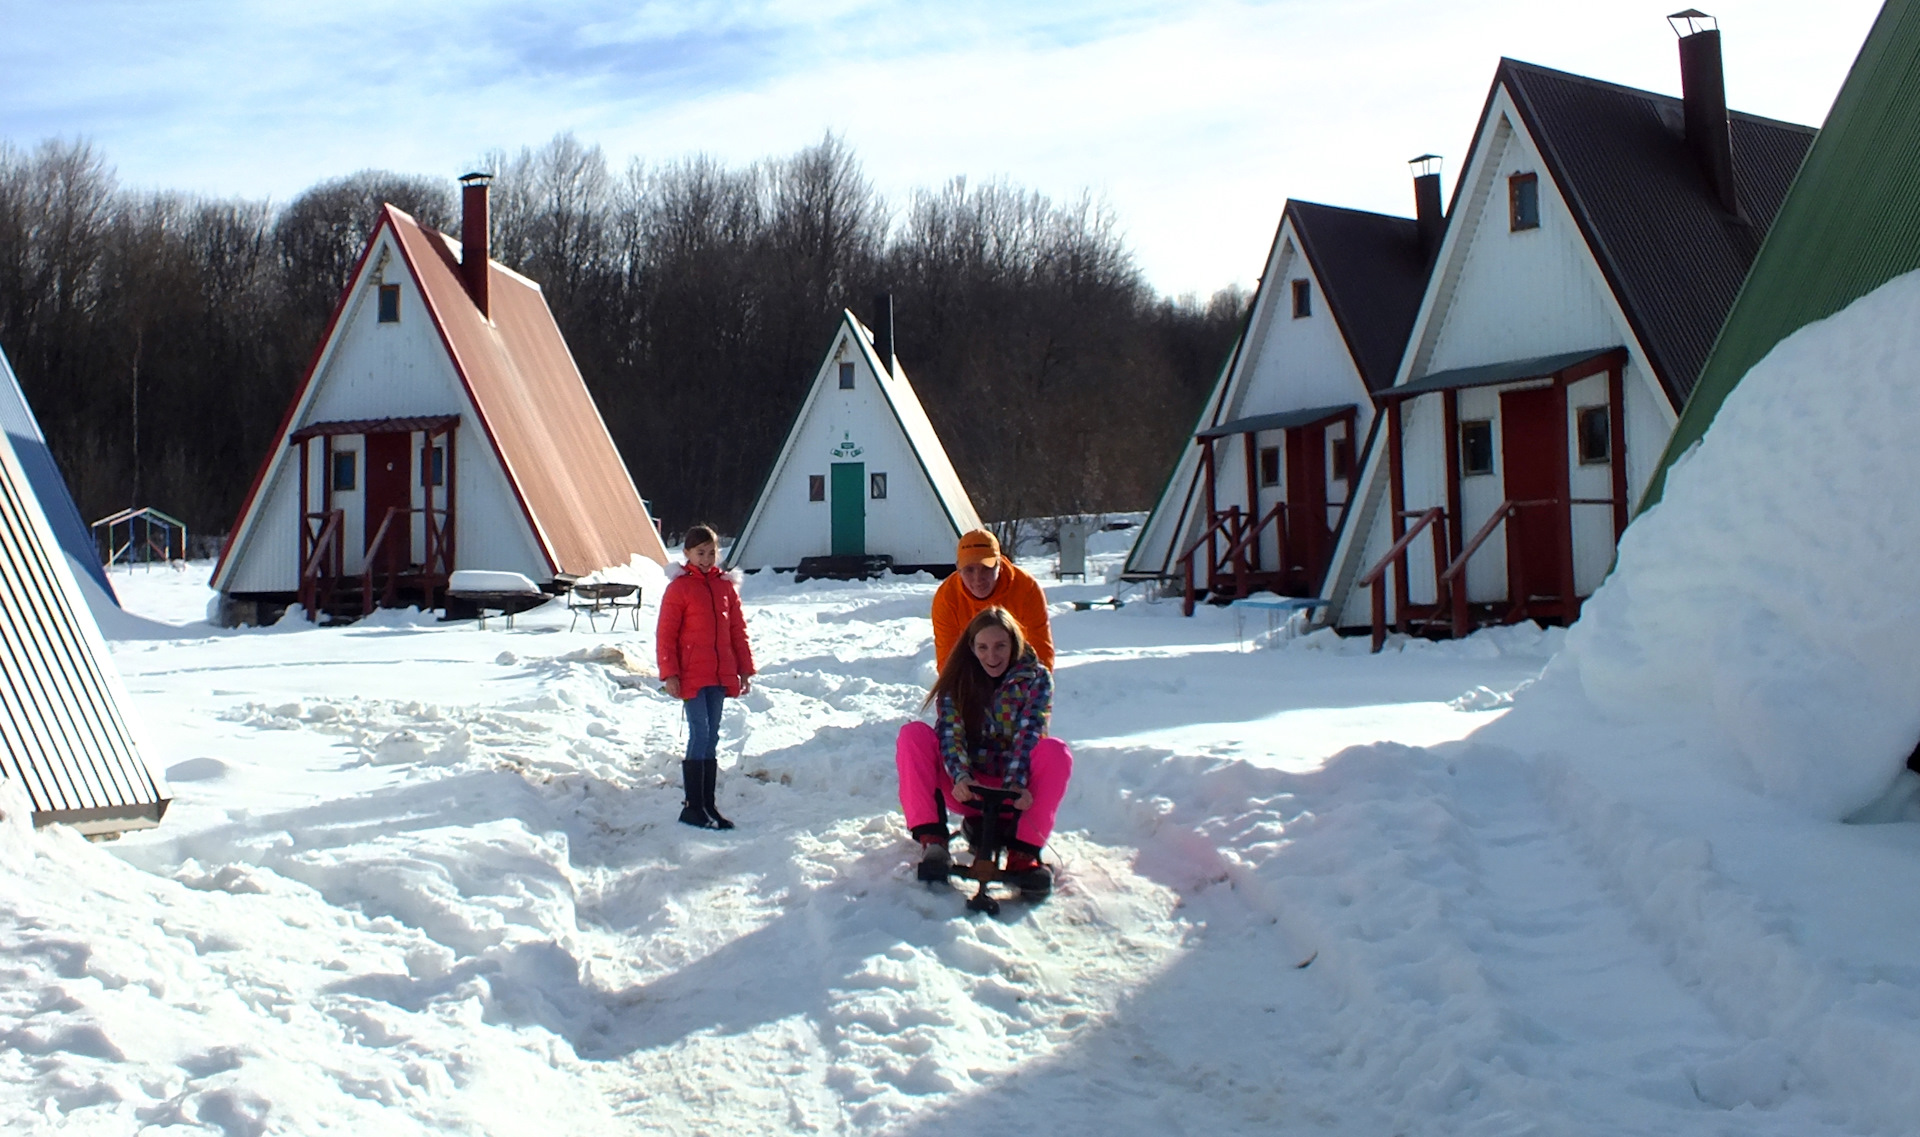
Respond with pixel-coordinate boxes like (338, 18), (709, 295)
(1564, 268), (1920, 818)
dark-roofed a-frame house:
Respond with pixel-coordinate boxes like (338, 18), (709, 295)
(0, 414), (169, 835)
(1645, 0), (1920, 511)
(1124, 172), (1439, 608)
(1321, 18), (1816, 644)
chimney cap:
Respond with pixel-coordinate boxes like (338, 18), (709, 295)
(1668, 9), (1717, 36)
(458, 171), (493, 186)
(1408, 154), (1443, 178)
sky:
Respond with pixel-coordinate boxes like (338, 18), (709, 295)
(0, 0), (1887, 297)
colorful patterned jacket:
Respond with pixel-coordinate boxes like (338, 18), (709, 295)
(933, 653), (1052, 789)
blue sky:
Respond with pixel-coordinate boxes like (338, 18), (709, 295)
(0, 0), (1885, 295)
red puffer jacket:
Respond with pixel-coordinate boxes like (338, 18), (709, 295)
(656, 564), (756, 698)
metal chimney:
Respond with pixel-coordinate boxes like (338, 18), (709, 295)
(872, 293), (895, 376)
(1669, 11), (1740, 216)
(1409, 154), (1445, 260)
(459, 172), (492, 317)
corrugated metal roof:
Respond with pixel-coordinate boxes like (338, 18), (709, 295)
(387, 208), (669, 575)
(1287, 202), (1432, 392)
(0, 428), (168, 833)
(1498, 60), (1816, 407)
(1384, 347), (1623, 399)
(1196, 404), (1356, 439)
(0, 343), (116, 605)
(1645, 0), (1920, 511)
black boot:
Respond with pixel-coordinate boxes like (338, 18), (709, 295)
(678, 761), (712, 828)
(699, 759), (734, 829)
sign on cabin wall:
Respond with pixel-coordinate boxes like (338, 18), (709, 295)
(830, 432), (863, 458)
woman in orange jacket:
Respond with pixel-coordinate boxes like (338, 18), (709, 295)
(656, 524), (756, 829)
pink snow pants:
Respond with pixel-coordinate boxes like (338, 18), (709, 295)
(895, 720), (1072, 847)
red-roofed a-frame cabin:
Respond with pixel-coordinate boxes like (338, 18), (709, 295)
(213, 174), (667, 625)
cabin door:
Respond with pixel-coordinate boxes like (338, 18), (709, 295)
(1498, 386), (1569, 610)
(830, 461), (865, 556)
(364, 431), (412, 565)
(1284, 426), (1330, 594)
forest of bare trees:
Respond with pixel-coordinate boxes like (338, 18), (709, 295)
(0, 133), (1245, 541)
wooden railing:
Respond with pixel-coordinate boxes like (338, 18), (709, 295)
(360, 507), (409, 616)
(1176, 507), (1241, 616)
(1176, 503), (1296, 616)
(1358, 507), (1447, 652)
(298, 509), (344, 622)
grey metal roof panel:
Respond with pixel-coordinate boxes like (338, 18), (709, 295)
(1197, 403), (1357, 438)
(1286, 202), (1432, 392)
(0, 429), (168, 833)
(0, 344), (116, 604)
(1388, 347), (1624, 399)
(1499, 60), (1816, 406)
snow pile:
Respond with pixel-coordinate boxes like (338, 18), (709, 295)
(1564, 269), (1920, 818)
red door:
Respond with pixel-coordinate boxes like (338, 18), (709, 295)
(364, 431), (411, 565)
(1284, 426), (1330, 594)
(1498, 386), (1569, 612)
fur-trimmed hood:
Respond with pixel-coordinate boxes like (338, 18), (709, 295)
(669, 562), (744, 584)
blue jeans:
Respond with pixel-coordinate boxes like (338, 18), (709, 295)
(684, 685), (726, 762)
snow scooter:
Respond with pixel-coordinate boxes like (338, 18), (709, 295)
(918, 785), (1051, 914)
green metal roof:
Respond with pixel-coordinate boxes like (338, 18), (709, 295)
(1195, 404), (1355, 439)
(1642, 0), (1920, 511)
(1383, 347), (1623, 400)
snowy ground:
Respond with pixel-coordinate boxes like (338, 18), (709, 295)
(1, 526), (1913, 1134)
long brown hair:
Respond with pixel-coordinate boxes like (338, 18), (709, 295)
(925, 607), (1030, 738)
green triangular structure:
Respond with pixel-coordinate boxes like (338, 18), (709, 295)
(1642, 0), (1920, 511)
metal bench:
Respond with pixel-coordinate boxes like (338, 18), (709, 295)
(1229, 595), (1329, 648)
(569, 582), (642, 632)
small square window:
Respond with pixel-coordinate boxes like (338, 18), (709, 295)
(1258, 445), (1281, 487)
(870, 472), (888, 500)
(1577, 405), (1611, 465)
(808, 474), (825, 502)
(378, 283), (400, 323)
(1509, 173), (1540, 231)
(1460, 420), (1494, 477)
(838, 362), (855, 389)
(421, 445), (445, 486)
(332, 451), (357, 491)
(1291, 279), (1311, 318)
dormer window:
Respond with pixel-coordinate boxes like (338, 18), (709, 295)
(1509, 173), (1540, 231)
(1291, 279), (1312, 318)
(378, 283), (400, 322)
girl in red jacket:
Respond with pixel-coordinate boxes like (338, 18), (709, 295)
(656, 524), (756, 829)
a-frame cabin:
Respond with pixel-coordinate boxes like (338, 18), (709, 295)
(0, 419), (169, 835)
(1321, 19), (1815, 646)
(1124, 173), (1439, 611)
(727, 298), (982, 575)
(0, 341), (117, 614)
(214, 175), (667, 624)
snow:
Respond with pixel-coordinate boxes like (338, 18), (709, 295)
(3, 425), (1920, 1135)
(1564, 268), (1920, 820)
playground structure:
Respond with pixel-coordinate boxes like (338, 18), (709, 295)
(93, 507), (187, 570)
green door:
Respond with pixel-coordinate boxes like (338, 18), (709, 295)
(830, 462), (865, 555)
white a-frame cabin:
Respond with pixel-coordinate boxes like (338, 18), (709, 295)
(213, 175), (667, 624)
(727, 298), (982, 575)
(0, 418), (169, 835)
(1320, 26), (1814, 646)
(1124, 177), (1440, 611)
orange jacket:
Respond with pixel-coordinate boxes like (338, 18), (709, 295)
(931, 560), (1055, 671)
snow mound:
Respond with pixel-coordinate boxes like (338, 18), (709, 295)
(1564, 268), (1920, 818)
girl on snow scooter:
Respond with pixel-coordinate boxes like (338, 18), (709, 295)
(895, 607), (1073, 893)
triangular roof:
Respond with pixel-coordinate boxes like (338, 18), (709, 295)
(215, 204), (665, 588)
(0, 342), (116, 606)
(0, 425), (168, 834)
(1645, 0), (1920, 510)
(727, 310), (981, 569)
(1287, 200), (1431, 392)
(1483, 58), (1816, 407)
